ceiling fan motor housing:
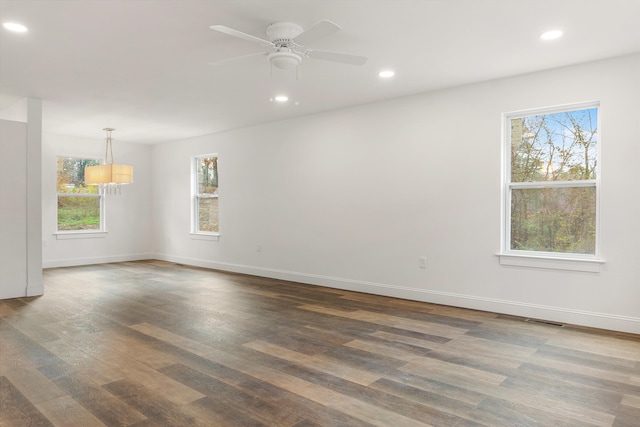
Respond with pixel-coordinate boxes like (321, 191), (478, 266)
(266, 22), (303, 46)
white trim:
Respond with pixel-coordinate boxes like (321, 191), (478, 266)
(189, 233), (220, 241)
(151, 253), (640, 335)
(497, 253), (604, 272)
(506, 100), (600, 118)
(42, 253), (154, 269)
(509, 180), (596, 189)
(55, 231), (107, 239)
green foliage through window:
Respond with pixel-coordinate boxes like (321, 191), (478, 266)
(507, 106), (598, 255)
(57, 157), (102, 231)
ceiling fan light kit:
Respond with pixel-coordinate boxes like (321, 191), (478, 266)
(268, 49), (302, 70)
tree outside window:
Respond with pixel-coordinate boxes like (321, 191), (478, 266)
(193, 155), (219, 233)
(57, 157), (102, 231)
(505, 104), (598, 255)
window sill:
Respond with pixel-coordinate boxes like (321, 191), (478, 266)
(55, 231), (107, 240)
(190, 233), (220, 242)
(498, 253), (604, 273)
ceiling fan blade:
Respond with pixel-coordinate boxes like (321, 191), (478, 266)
(210, 25), (273, 47)
(292, 20), (341, 46)
(307, 49), (367, 66)
(209, 52), (268, 67)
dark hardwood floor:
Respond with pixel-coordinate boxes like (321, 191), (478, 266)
(1, 260), (639, 426)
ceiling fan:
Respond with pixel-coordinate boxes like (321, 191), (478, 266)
(209, 20), (367, 71)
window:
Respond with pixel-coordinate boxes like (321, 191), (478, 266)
(192, 154), (219, 234)
(57, 157), (103, 232)
(503, 103), (599, 259)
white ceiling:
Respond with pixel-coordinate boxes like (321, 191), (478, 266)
(1, 0), (638, 144)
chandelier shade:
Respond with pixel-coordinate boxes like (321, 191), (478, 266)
(85, 163), (133, 185)
(84, 128), (133, 194)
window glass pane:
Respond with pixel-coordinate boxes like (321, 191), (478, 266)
(197, 157), (218, 195)
(57, 196), (101, 231)
(510, 186), (596, 254)
(198, 197), (219, 233)
(511, 108), (597, 183)
(57, 157), (100, 194)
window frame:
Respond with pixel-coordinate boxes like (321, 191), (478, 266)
(55, 156), (106, 236)
(191, 153), (219, 238)
(500, 101), (604, 271)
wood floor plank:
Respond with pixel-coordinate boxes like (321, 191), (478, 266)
(1, 260), (638, 426)
(245, 340), (382, 386)
(370, 330), (444, 350)
(128, 322), (214, 356)
(400, 359), (616, 426)
(465, 327), (549, 348)
(40, 338), (127, 386)
(0, 324), (63, 369)
(86, 328), (177, 370)
(102, 379), (214, 427)
(1, 358), (67, 404)
(344, 337), (433, 361)
(517, 361), (640, 396)
(235, 378), (379, 427)
(545, 331), (640, 361)
(0, 376), (54, 427)
(472, 396), (601, 427)
(282, 363), (463, 426)
(370, 376), (483, 423)
(501, 368), (624, 414)
(34, 395), (108, 427)
(621, 393), (640, 408)
(74, 333), (206, 405)
(300, 304), (467, 339)
(168, 338), (433, 426)
(400, 355), (509, 386)
(535, 343), (639, 375)
(161, 363), (305, 426)
(37, 370), (148, 426)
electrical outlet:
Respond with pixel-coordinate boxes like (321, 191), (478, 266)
(42, 240), (47, 247)
(419, 256), (426, 269)
(257, 243), (262, 252)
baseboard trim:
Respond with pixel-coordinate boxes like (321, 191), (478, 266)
(153, 253), (640, 335)
(43, 253), (155, 269)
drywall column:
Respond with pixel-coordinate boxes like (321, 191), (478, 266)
(0, 98), (42, 299)
(0, 119), (28, 298)
(26, 98), (42, 296)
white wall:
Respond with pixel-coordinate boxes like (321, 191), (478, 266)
(42, 133), (154, 267)
(1, 120), (28, 298)
(152, 54), (640, 334)
(0, 99), (42, 298)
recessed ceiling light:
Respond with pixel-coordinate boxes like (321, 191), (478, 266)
(540, 30), (563, 40)
(3, 22), (28, 33)
(274, 95), (289, 103)
(378, 70), (395, 79)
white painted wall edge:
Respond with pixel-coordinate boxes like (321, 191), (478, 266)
(42, 253), (155, 269)
(153, 253), (640, 335)
(0, 287), (44, 300)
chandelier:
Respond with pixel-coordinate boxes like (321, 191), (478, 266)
(84, 128), (133, 194)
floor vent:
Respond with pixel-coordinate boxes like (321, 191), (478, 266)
(525, 318), (565, 327)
